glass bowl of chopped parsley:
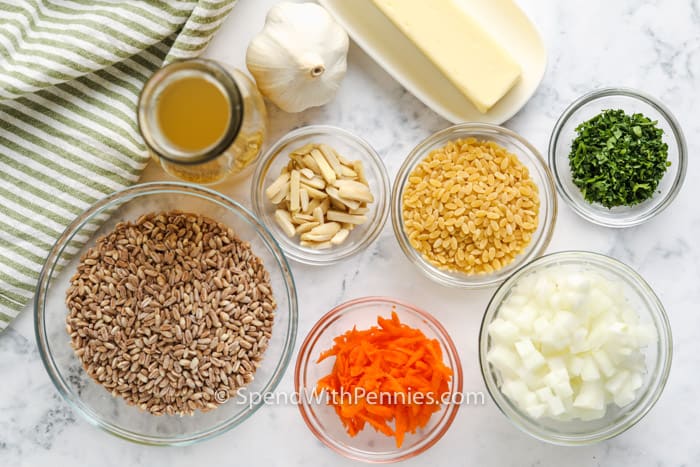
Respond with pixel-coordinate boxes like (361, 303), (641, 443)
(549, 88), (687, 227)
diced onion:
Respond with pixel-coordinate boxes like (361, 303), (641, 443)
(487, 266), (656, 421)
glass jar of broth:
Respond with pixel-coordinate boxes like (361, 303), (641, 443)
(138, 58), (267, 185)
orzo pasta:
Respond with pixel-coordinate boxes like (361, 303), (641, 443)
(401, 138), (539, 274)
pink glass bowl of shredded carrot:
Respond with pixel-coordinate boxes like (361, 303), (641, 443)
(295, 297), (463, 463)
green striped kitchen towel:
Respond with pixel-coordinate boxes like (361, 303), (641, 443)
(0, 0), (238, 332)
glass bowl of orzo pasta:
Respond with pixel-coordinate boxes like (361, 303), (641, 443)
(391, 123), (557, 288)
(35, 182), (298, 445)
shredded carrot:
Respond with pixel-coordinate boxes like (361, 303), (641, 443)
(315, 309), (452, 448)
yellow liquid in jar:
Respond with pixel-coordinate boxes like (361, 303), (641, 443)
(156, 75), (231, 152)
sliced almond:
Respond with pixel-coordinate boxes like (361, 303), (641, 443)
(326, 186), (361, 210)
(301, 232), (334, 242)
(353, 160), (367, 184)
(330, 229), (349, 245)
(335, 179), (370, 191)
(302, 154), (322, 173)
(296, 221), (319, 234)
(340, 166), (358, 178)
(299, 168), (315, 179)
(292, 213), (315, 223)
(330, 198), (347, 212)
(309, 222), (341, 237)
(336, 179), (374, 203)
(274, 210), (296, 237)
(319, 144), (344, 177)
(301, 184), (328, 199)
(299, 175), (326, 190)
(349, 206), (370, 215)
(289, 153), (305, 167)
(335, 151), (352, 166)
(327, 210), (367, 225)
(291, 143), (316, 155)
(300, 188), (309, 212)
(310, 149), (336, 184)
(306, 197), (322, 215)
(265, 172), (290, 200)
(313, 206), (325, 224)
(269, 182), (289, 204)
(319, 197), (331, 214)
(289, 170), (301, 212)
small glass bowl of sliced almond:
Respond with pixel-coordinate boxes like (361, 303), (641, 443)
(251, 125), (390, 265)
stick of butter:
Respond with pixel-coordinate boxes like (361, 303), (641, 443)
(371, 0), (521, 113)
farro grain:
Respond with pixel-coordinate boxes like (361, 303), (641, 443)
(65, 211), (276, 416)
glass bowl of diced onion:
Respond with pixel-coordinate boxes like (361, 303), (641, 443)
(251, 125), (390, 265)
(479, 251), (672, 445)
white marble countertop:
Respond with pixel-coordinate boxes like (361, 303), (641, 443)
(2, 0), (699, 465)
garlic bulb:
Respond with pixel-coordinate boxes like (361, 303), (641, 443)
(246, 2), (349, 113)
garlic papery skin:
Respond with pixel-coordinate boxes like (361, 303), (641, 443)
(246, 2), (349, 113)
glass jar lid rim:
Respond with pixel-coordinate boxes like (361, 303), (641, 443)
(137, 58), (244, 165)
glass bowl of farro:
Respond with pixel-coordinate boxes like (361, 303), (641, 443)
(391, 123), (557, 288)
(251, 125), (390, 265)
(35, 182), (298, 445)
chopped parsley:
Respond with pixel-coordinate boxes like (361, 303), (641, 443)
(568, 109), (670, 208)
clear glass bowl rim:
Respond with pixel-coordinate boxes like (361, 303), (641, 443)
(391, 122), (558, 288)
(34, 181), (299, 446)
(294, 296), (464, 463)
(478, 250), (673, 445)
(548, 87), (688, 228)
(250, 125), (391, 266)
